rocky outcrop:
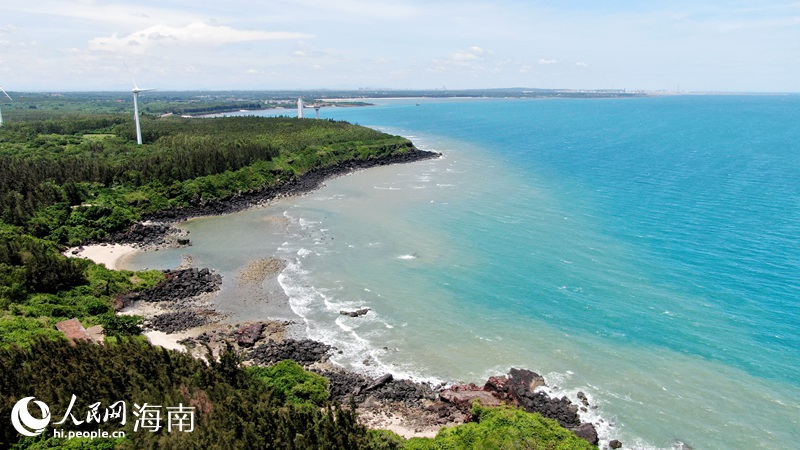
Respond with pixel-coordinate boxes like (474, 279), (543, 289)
(318, 369), (436, 405)
(340, 308), (370, 317)
(131, 268), (222, 303)
(370, 378), (437, 403)
(245, 338), (331, 366)
(571, 423), (599, 446)
(508, 367), (546, 393)
(236, 323), (266, 347)
(366, 373), (393, 391)
(318, 368), (372, 401)
(432, 368), (607, 446)
(440, 386), (503, 409)
(318, 366), (607, 445)
(99, 222), (178, 247)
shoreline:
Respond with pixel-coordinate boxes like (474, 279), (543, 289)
(139, 147), (440, 224)
(64, 243), (139, 271)
(69, 149), (440, 354)
(68, 148), (612, 445)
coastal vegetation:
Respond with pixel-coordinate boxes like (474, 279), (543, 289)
(1, 339), (593, 449)
(0, 113), (410, 244)
(0, 101), (595, 448)
(405, 405), (593, 450)
(0, 109), (415, 351)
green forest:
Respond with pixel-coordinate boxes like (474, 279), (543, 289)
(0, 100), (594, 449)
(0, 107), (415, 348)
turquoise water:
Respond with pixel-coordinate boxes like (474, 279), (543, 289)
(126, 96), (800, 449)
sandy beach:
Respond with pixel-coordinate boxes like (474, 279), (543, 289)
(65, 243), (139, 270)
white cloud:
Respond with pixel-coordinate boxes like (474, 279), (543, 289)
(452, 46), (488, 62)
(89, 22), (312, 54)
(293, 42), (327, 58)
(538, 58), (557, 65)
(576, 61), (588, 67)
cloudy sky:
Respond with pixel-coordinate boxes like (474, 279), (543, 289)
(1, 0), (799, 92)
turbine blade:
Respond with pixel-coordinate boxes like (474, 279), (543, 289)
(123, 63), (139, 90)
(0, 86), (12, 101)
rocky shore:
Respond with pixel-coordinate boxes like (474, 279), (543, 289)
(99, 148), (619, 447)
(99, 147), (440, 250)
(114, 261), (614, 446)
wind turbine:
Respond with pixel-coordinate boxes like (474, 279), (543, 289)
(124, 64), (155, 145)
(0, 85), (12, 127)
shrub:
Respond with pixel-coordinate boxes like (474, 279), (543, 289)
(404, 403), (594, 450)
(248, 359), (330, 406)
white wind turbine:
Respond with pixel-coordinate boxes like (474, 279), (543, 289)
(124, 64), (155, 145)
(0, 85), (12, 127)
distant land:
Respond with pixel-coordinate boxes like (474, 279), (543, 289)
(2, 88), (654, 118)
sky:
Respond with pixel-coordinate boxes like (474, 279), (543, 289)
(1, 0), (799, 92)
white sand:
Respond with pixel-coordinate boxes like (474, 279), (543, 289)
(65, 244), (138, 270)
(143, 330), (191, 352)
(358, 410), (442, 439)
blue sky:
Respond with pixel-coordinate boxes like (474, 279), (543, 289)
(1, 0), (799, 92)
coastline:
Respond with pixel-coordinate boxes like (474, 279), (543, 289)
(66, 148), (441, 354)
(68, 148), (460, 438)
(140, 146), (440, 224)
(68, 148), (610, 445)
(65, 243), (139, 271)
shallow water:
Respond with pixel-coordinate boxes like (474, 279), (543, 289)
(125, 96), (800, 449)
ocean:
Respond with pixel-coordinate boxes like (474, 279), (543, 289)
(124, 95), (800, 449)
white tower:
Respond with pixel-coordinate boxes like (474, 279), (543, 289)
(297, 97), (304, 118)
(0, 86), (12, 127)
(314, 101), (321, 119)
(124, 64), (155, 145)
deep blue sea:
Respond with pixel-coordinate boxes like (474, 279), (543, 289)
(127, 96), (800, 449)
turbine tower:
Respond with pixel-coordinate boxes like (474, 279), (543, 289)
(124, 64), (156, 145)
(297, 97), (304, 118)
(0, 85), (12, 127)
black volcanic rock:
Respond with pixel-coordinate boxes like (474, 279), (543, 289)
(245, 338), (331, 366)
(236, 323), (266, 347)
(340, 308), (370, 317)
(148, 310), (210, 334)
(131, 268), (222, 303)
(570, 422), (599, 445)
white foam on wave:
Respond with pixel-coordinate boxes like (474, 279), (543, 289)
(298, 218), (318, 228)
(397, 253), (418, 260)
(470, 364), (641, 449)
(533, 370), (667, 449)
(374, 184), (402, 190)
(277, 256), (445, 384)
